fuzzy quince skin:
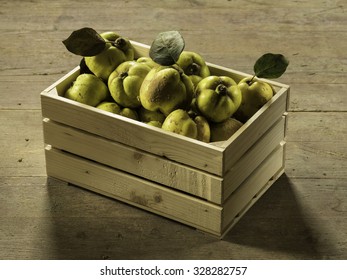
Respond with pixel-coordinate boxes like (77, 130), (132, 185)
(136, 56), (160, 69)
(139, 65), (194, 116)
(161, 109), (198, 139)
(84, 31), (135, 81)
(195, 76), (242, 123)
(194, 115), (210, 143)
(234, 77), (273, 122)
(138, 107), (166, 124)
(210, 118), (243, 142)
(176, 51), (210, 88)
(108, 61), (152, 108)
(96, 101), (139, 120)
(64, 74), (109, 106)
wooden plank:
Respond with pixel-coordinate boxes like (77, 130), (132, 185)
(222, 168), (285, 239)
(1, 1), (346, 33)
(222, 87), (288, 173)
(222, 143), (285, 235)
(44, 146), (223, 235)
(43, 119), (223, 203)
(286, 112), (347, 142)
(1, 109), (344, 180)
(41, 92), (224, 175)
(285, 141), (347, 179)
(0, 110), (46, 177)
(1, 176), (346, 259)
(222, 116), (286, 201)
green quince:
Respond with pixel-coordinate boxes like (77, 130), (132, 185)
(138, 107), (166, 124)
(146, 120), (162, 128)
(84, 31), (135, 81)
(194, 115), (211, 143)
(234, 77), (274, 122)
(139, 65), (194, 116)
(195, 76), (242, 123)
(108, 61), (152, 108)
(136, 56), (160, 69)
(96, 101), (139, 121)
(161, 109), (198, 139)
(64, 74), (109, 106)
(119, 107), (139, 120)
(176, 51), (210, 88)
(210, 118), (243, 142)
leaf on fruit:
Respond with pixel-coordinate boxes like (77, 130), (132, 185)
(149, 31), (185, 66)
(253, 53), (289, 79)
(62, 27), (107, 56)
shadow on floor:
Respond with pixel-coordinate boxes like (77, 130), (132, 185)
(44, 177), (217, 259)
(44, 174), (333, 259)
(222, 173), (326, 259)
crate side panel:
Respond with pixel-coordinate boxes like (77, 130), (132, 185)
(222, 143), (285, 232)
(222, 88), (288, 174)
(43, 119), (223, 202)
(221, 167), (285, 239)
(41, 94), (224, 175)
(131, 40), (150, 58)
(222, 116), (286, 201)
(45, 147), (223, 235)
(41, 66), (80, 95)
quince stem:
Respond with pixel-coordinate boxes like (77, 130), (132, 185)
(112, 38), (126, 49)
(120, 72), (128, 80)
(216, 84), (227, 95)
(188, 63), (200, 75)
(248, 74), (257, 85)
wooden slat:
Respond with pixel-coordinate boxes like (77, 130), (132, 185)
(45, 146), (223, 235)
(222, 87), (288, 173)
(43, 118), (223, 203)
(222, 143), (285, 236)
(41, 92), (224, 175)
(222, 116), (286, 201)
(1, 1), (345, 33)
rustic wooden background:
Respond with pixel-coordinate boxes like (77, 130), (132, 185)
(0, 0), (346, 260)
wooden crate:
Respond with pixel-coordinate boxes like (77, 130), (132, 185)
(41, 41), (290, 238)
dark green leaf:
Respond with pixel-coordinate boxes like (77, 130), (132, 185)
(62, 27), (106, 56)
(149, 31), (185, 66)
(254, 53), (289, 79)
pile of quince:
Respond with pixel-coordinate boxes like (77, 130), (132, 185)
(63, 29), (288, 143)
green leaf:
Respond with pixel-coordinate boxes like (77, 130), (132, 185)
(62, 27), (107, 56)
(253, 53), (289, 79)
(149, 31), (185, 66)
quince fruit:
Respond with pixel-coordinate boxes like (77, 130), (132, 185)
(194, 115), (210, 143)
(210, 118), (243, 142)
(64, 73), (109, 106)
(96, 101), (139, 121)
(162, 109), (198, 139)
(176, 51), (210, 88)
(108, 61), (151, 108)
(84, 32), (134, 81)
(139, 65), (194, 116)
(234, 77), (273, 122)
(136, 56), (160, 69)
(138, 107), (166, 124)
(146, 120), (162, 128)
(195, 76), (242, 123)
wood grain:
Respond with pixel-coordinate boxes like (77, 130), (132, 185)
(1, 0), (346, 260)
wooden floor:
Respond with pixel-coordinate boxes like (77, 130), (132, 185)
(0, 0), (346, 260)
